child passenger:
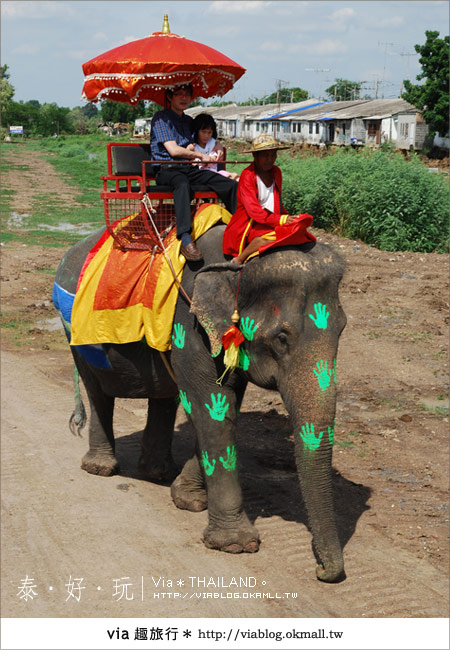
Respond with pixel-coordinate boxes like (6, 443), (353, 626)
(191, 113), (239, 181)
(222, 134), (316, 264)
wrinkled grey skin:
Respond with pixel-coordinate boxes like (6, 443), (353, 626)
(55, 224), (346, 582)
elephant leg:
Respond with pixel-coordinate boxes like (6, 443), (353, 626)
(72, 352), (118, 477)
(294, 434), (344, 582)
(171, 455), (207, 512)
(177, 380), (259, 554)
(171, 382), (246, 513)
(285, 330), (345, 581)
(139, 397), (179, 483)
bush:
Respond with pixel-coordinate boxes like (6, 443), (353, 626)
(279, 147), (449, 253)
(60, 144), (89, 159)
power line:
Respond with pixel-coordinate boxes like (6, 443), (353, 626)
(378, 40), (400, 99)
(274, 79), (289, 109)
(305, 68), (331, 100)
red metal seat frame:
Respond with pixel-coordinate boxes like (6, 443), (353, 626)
(101, 142), (221, 250)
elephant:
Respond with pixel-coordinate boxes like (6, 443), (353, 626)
(53, 222), (347, 582)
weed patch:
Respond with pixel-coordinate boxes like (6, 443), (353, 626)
(280, 147), (449, 253)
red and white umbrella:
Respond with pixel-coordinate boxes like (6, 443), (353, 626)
(81, 15), (246, 106)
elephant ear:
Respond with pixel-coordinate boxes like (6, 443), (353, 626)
(190, 262), (243, 357)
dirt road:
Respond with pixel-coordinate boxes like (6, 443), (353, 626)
(1, 146), (449, 619)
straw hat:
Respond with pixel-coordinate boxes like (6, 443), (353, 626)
(243, 134), (291, 153)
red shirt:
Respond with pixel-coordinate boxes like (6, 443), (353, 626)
(222, 163), (287, 256)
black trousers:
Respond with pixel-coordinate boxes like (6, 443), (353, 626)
(155, 165), (238, 238)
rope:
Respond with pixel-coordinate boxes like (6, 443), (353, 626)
(142, 194), (192, 306)
(158, 350), (177, 384)
(69, 364), (86, 437)
(234, 266), (244, 314)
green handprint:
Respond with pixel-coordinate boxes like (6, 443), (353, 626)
(313, 359), (331, 391)
(240, 316), (258, 341)
(238, 347), (251, 371)
(298, 422), (323, 451)
(328, 424), (335, 445)
(219, 445), (237, 472)
(309, 302), (329, 330)
(200, 450), (216, 476)
(205, 393), (230, 421)
(179, 390), (191, 415)
(172, 322), (185, 349)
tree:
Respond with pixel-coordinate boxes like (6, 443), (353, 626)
(325, 79), (362, 101)
(0, 64), (15, 105)
(81, 103), (98, 118)
(401, 31), (449, 136)
(100, 100), (146, 123)
(69, 107), (96, 134)
(262, 87), (308, 104)
(37, 103), (72, 136)
(2, 100), (39, 132)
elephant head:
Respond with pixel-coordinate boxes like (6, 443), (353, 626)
(190, 243), (347, 582)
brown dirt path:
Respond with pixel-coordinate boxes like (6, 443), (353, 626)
(1, 145), (449, 618)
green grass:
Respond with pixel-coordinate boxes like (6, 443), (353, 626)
(2, 137), (449, 252)
(0, 312), (36, 346)
(278, 147), (449, 253)
(421, 404), (450, 417)
(1, 136), (108, 246)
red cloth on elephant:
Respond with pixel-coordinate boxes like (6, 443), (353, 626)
(222, 162), (316, 257)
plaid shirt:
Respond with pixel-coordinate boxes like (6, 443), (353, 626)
(150, 109), (194, 161)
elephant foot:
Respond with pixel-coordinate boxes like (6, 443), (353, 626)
(203, 516), (260, 554)
(81, 450), (118, 477)
(315, 555), (345, 583)
(171, 474), (207, 512)
(139, 455), (179, 484)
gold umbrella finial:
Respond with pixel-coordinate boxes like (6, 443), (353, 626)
(162, 14), (171, 33)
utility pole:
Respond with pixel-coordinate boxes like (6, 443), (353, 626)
(305, 68), (331, 100)
(378, 41), (397, 99)
(389, 49), (417, 95)
(275, 79), (289, 111)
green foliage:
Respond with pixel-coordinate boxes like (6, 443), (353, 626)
(262, 87), (308, 104)
(1, 136), (109, 246)
(402, 31), (449, 136)
(100, 100), (146, 123)
(3, 99), (72, 136)
(325, 79), (362, 101)
(60, 144), (89, 158)
(0, 64), (15, 104)
(280, 147), (449, 253)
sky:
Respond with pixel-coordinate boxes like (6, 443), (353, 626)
(1, 0), (448, 108)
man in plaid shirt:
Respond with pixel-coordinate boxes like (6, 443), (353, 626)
(150, 84), (237, 261)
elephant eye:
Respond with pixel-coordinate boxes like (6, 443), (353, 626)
(277, 332), (288, 346)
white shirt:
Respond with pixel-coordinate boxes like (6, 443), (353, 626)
(256, 175), (275, 212)
(194, 138), (218, 171)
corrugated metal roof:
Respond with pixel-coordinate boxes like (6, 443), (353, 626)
(185, 99), (321, 121)
(281, 99), (418, 121)
(185, 98), (420, 123)
(260, 101), (328, 120)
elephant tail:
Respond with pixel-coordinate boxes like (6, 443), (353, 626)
(69, 364), (86, 437)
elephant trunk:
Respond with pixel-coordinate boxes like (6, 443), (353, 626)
(280, 343), (344, 582)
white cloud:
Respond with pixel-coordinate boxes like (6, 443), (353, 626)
(68, 50), (96, 61)
(93, 32), (108, 43)
(116, 35), (141, 47)
(12, 43), (40, 55)
(374, 16), (404, 28)
(208, 1), (271, 13)
(330, 7), (355, 20)
(260, 41), (283, 52)
(2, 1), (75, 19)
(289, 39), (348, 56)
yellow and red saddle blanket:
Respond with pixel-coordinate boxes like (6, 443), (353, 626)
(70, 203), (231, 351)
